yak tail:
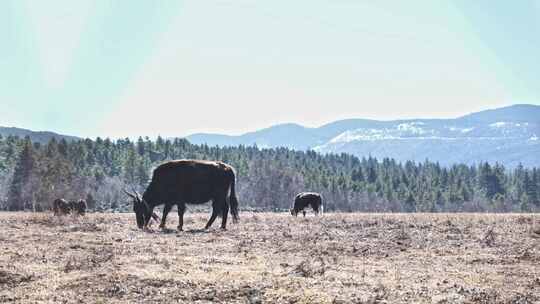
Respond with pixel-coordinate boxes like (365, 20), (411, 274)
(229, 174), (239, 223)
(319, 196), (324, 216)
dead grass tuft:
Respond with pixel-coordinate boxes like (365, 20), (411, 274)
(63, 247), (114, 273)
(290, 257), (327, 278)
(482, 226), (496, 247)
(532, 225), (540, 237)
(0, 269), (34, 287)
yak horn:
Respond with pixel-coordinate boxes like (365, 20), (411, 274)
(123, 189), (136, 199)
(130, 186), (140, 197)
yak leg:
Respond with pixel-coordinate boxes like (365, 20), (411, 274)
(303, 210), (306, 217)
(159, 204), (172, 229)
(205, 211), (219, 229)
(205, 201), (220, 229)
(220, 198), (229, 230)
(177, 204), (186, 231)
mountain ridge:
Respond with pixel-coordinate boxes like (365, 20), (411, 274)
(187, 104), (540, 167)
(0, 126), (80, 143)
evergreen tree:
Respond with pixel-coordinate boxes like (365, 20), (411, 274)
(7, 137), (37, 210)
(0, 135), (537, 212)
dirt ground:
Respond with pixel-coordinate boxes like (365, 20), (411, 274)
(0, 211), (539, 304)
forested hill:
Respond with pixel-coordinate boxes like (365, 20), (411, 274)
(0, 126), (79, 144)
(0, 135), (538, 213)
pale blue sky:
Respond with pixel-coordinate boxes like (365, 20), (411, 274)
(1, 0), (539, 138)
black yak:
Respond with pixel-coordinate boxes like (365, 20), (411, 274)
(53, 198), (71, 216)
(291, 192), (323, 217)
(69, 199), (87, 216)
(54, 198), (87, 216)
(124, 159), (239, 231)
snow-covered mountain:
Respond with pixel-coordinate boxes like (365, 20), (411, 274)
(187, 104), (540, 168)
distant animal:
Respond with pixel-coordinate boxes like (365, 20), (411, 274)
(69, 199), (87, 216)
(291, 192), (323, 217)
(124, 159), (239, 231)
(53, 198), (71, 216)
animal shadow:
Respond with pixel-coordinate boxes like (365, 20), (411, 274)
(160, 228), (177, 234)
(182, 228), (209, 234)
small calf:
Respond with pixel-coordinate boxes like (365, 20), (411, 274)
(69, 199), (87, 216)
(53, 198), (71, 216)
(53, 198), (87, 216)
(291, 192), (324, 217)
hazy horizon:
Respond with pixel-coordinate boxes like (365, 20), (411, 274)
(2, 103), (537, 140)
(2, 1), (539, 138)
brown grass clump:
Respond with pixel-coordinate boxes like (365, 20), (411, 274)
(0, 269), (34, 287)
(0, 212), (539, 303)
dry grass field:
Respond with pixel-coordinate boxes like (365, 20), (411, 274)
(1, 211), (539, 304)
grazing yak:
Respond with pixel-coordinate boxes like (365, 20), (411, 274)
(69, 199), (87, 215)
(53, 198), (87, 215)
(291, 192), (323, 217)
(53, 198), (71, 215)
(124, 159), (239, 231)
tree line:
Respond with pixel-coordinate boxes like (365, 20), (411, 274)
(0, 134), (538, 213)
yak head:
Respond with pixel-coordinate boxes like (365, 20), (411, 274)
(124, 189), (152, 229)
(290, 208), (298, 216)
